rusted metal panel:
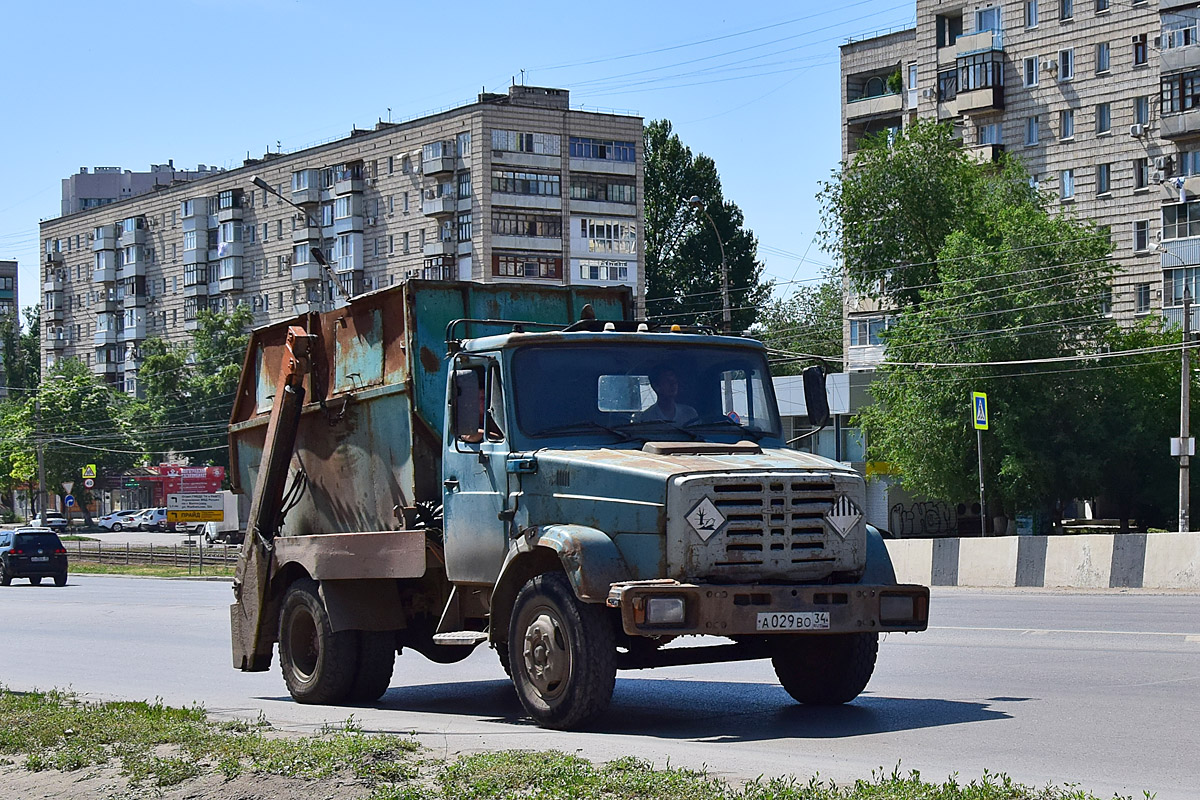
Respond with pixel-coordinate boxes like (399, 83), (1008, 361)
(272, 531), (426, 580)
(607, 580), (930, 637)
(525, 524), (632, 601)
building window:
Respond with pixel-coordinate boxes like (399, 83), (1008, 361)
(978, 123), (1001, 145)
(1096, 0), (1108, 11)
(458, 173), (472, 199)
(1164, 201), (1200, 239)
(493, 254), (562, 279)
(1096, 42), (1110, 73)
(937, 69), (958, 100)
(293, 243), (311, 265)
(1060, 0), (1072, 19)
(849, 316), (892, 346)
(907, 62), (918, 90)
(1061, 169), (1075, 199)
(568, 137), (636, 162)
(579, 260), (629, 281)
(387, 156), (394, 174)
(579, 218), (638, 254)
(570, 175), (637, 204)
(491, 170), (561, 196)
(492, 211), (563, 237)
(1165, 267), (1200, 307)
(1165, 21), (1197, 50)
(1133, 34), (1148, 66)
(1025, 0), (1038, 27)
(457, 212), (473, 241)
(1184, 151), (1200, 176)
(1134, 158), (1150, 190)
(491, 130), (561, 155)
(976, 6), (1001, 32)
(1026, 115), (1040, 145)
(1135, 283), (1151, 314)
(1161, 71), (1200, 115)
(959, 53), (1004, 91)
(1097, 163), (1112, 194)
(1060, 109), (1075, 139)
(334, 196), (353, 219)
(1135, 96), (1150, 126)
(1096, 102), (1111, 134)
(1024, 56), (1039, 87)
(1058, 49), (1074, 80)
(457, 131), (472, 158)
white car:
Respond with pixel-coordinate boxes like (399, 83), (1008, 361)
(96, 509), (141, 532)
(133, 508), (169, 531)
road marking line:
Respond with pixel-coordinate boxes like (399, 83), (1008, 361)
(932, 625), (1198, 638)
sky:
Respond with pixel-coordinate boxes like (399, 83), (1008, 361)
(0, 0), (916, 318)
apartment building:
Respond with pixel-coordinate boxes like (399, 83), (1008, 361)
(0, 260), (17, 318)
(39, 86), (644, 395)
(60, 163), (224, 216)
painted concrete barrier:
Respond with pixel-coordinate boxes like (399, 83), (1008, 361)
(885, 532), (1200, 590)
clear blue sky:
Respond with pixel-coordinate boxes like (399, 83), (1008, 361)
(0, 0), (914, 317)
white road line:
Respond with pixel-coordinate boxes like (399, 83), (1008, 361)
(931, 625), (1200, 638)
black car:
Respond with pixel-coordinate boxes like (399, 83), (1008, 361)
(0, 528), (68, 586)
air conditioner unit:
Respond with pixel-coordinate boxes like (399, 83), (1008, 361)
(362, 277), (373, 289)
(1130, 123), (1146, 137)
(1155, 155), (1174, 171)
(921, 87), (935, 99)
(1152, 169), (1165, 183)
(366, 177), (376, 186)
(1042, 60), (1058, 72)
(367, 216), (377, 225)
(1153, 35), (1163, 49)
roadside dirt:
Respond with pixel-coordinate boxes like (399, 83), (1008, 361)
(0, 764), (378, 799)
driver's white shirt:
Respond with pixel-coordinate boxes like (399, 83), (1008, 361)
(641, 401), (698, 424)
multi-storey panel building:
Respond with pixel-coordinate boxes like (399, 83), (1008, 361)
(39, 86), (644, 394)
(837, 0), (1200, 370)
(60, 163), (224, 217)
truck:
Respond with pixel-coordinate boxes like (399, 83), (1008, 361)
(201, 491), (246, 545)
(228, 280), (929, 730)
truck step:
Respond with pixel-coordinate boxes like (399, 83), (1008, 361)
(432, 631), (488, 646)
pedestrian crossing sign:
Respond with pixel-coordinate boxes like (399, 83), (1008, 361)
(972, 392), (989, 430)
(81, 464), (96, 478)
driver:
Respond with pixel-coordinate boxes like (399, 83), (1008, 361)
(641, 366), (698, 425)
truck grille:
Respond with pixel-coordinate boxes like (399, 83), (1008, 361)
(709, 477), (837, 572)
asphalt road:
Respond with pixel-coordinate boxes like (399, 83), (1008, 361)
(1, 577), (1197, 799)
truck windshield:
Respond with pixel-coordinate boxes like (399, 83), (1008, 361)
(511, 344), (782, 442)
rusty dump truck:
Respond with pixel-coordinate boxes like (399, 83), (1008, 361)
(228, 280), (929, 729)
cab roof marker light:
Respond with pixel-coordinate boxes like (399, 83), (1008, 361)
(604, 322), (616, 332)
(670, 324), (682, 333)
(637, 323), (649, 332)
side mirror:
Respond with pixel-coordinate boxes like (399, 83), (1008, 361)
(451, 369), (482, 442)
(802, 365), (830, 428)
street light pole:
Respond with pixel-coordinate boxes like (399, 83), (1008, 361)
(250, 176), (348, 308)
(1181, 289), (1192, 533)
(686, 196), (731, 335)
(35, 394), (46, 520)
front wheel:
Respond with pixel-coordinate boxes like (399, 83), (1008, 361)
(278, 578), (357, 704)
(111, 523), (123, 533)
(508, 572), (616, 730)
(771, 632), (879, 705)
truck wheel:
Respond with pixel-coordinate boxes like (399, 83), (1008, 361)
(508, 572), (616, 729)
(494, 642), (512, 678)
(771, 632), (879, 705)
(349, 631), (395, 703)
(278, 578), (357, 704)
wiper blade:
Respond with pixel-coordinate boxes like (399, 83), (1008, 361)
(615, 420), (703, 441)
(684, 418), (769, 441)
(535, 421), (634, 441)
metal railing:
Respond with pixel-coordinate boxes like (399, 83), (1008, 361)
(70, 540), (240, 574)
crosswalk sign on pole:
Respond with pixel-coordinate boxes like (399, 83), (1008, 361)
(81, 464), (97, 479)
(972, 392), (989, 431)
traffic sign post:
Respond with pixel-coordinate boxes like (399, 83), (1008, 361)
(972, 392), (989, 538)
(166, 493), (224, 524)
(83, 478), (94, 489)
(81, 464), (96, 479)
(64, 495), (75, 507)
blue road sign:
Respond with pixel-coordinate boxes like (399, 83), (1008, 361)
(64, 494), (76, 507)
(972, 392), (989, 431)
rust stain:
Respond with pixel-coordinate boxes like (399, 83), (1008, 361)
(419, 346), (440, 374)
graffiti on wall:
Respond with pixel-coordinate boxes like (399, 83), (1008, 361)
(890, 501), (957, 538)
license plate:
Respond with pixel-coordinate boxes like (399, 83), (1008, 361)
(31, 556), (49, 562)
(756, 611), (830, 631)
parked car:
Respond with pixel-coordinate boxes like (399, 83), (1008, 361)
(135, 508), (169, 531)
(97, 509), (141, 532)
(0, 528), (68, 586)
(31, 511), (68, 532)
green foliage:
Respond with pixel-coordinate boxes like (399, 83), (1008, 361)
(755, 272), (845, 375)
(0, 305), (40, 392)
(885, 69), (903, 95)
(644, 119), (770, 332)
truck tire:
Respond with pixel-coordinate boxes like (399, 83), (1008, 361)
(508, 572), (616, 730)
(771, 632), (878, 705)
(349, 631), (395, 703)
(278, 578), (357, 705)
(494, 642), (512, 678)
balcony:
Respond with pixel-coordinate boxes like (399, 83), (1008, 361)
(123, 321), (146, 341)
(219, 276), (243, 293)
(45, 250), (63, 265)
(94, 329), (119, 346)
(956, 29), (1002, 57)
(292, 264), (324, 282)
(968, 143), (1005, 163)
(217, 205), (243, 224)
(47, 333), (68, 351)
(423, 239), (456, 257)
(494, 235), (562, 252)
(45, 304), (64, 323)
(118, 260), (146, 280)
(185, 318), (201, 332)
(92, 228), (117, 251)
(845, 92), (904, 121)
(92, 295), (119, 313)
(92, 266), (116, 283)
(333, 215), (364, 234)
(422, 155), (455, 175)
(422, 194), (457, 216)
(183, 247), (206, 266)
(43, 277), (64, 293)
(183, 282), (209, 299)
(119, 228), (145, 245)
(123, 293), (147, 309)
(956, 84), (1004, 114)
(1163, 110), (1200, 139)
(216, 241), (243, 258)
(334, 177), (364, 195)
(91, 361), (118, 377)
(291, 186), (320, 205)
(1162, 26), (1200, 72)
(292, 225), (321, 243)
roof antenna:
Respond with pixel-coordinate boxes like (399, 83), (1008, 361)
(580, 303), (596, 322)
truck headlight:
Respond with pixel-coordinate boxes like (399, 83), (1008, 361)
(645, 596), (686, 625)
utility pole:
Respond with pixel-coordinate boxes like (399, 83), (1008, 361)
(36, 394), (46, 520)
(1181, 290), (1192, 533)
(686, 196), (731, 335)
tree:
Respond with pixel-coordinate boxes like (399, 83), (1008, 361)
(643, 119), (770, 332)
(755, 272), (844, 375)
(0, 304), (41, 392)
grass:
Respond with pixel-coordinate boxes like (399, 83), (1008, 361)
(67, 562), (236, 578)
(0, 688), (1147, 800)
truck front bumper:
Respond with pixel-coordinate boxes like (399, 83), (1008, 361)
(606, 580), (929, 637)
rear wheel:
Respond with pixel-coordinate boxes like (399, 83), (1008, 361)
(278, 578), (357, 704)
(508, 572), (616, 729)
(348, 631), (396, 702)
(54, 572), (67, 587)
(771, 632), (878, 705)
(30, 576), (42, 586)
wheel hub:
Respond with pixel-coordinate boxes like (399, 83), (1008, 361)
(523, 611), (568, 695)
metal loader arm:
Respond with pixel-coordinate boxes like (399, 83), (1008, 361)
(231, 326), (314, 671)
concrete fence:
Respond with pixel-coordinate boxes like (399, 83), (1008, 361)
(885, 532), (1200, 590)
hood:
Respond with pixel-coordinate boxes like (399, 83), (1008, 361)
(530, 443), (854, 483)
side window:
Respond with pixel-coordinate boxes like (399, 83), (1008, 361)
(486, 363), (506, 442)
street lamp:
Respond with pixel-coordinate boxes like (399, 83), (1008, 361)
(250, 176), (348, 306)
(1159, 243), (1193, 532)
(686, 196), (731, 335)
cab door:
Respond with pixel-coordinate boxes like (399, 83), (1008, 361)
(442, 358), (512, 585)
